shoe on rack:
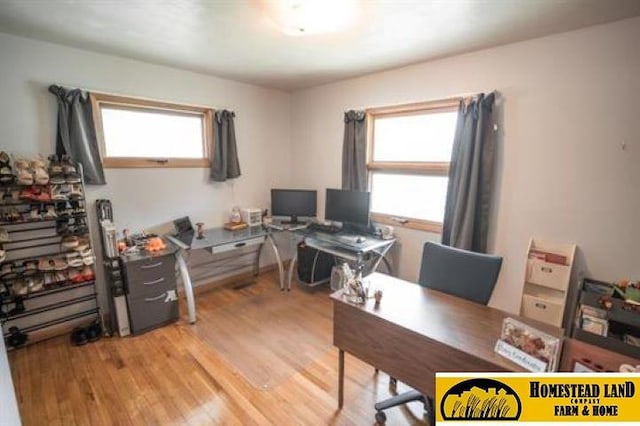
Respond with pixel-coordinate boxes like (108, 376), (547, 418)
(0, 250), (5, 263)
(66, 252), (83, 268)
(26, 277), (44, 293)
(53, 258), (68, 271)
(86, 321), (102, 342)
(35, 168), (50, 185)
(80, 266), (95, 282)
(1, 263), (17, 280)
(30, 156), (46, 170)
(16, 168), (33, 186)
(0, 151), (11, 167)
(38, 258), (55, 271)
(0, 227), (9, 242)
(8, 298), (26, 316)
(54, 271), (67, 284)
(12, 280), (28, 296)
(50, 185), (67, 201)
(61, 235), (79, 249)
(7, 327), (28, 348)
(69, 184), (83, 199)
(14, 159), (29, 170)
(22, 260), (37, 276)
(70, 326), (88, 346)
(43, 205), (57, 219)
(43, 272), (55, 287)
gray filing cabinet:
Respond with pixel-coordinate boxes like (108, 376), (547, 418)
(121, 245), (179, 335)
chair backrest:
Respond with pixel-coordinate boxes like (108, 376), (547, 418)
(418, 242), (503, 305)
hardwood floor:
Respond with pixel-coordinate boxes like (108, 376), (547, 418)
(8, 272), (429, 425)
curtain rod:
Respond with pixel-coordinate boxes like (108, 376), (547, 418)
(351, 92), (482, 114)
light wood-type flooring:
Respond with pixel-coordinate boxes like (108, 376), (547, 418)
(8, 272), (428, 425)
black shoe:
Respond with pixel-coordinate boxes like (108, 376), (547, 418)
(8, 298), (25, 316)
(86, 321), (102, 342)
(70, 326), (88, 346)
(6, 327), (28, 348)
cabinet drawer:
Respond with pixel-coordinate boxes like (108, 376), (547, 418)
(127, 274), (176, 299)
(521, 294), (563, 326)
(127, 290), (178, 335)
(213, 236), (264, 254)
(526, 259), (570, 291)
(124, 254), (176, 295)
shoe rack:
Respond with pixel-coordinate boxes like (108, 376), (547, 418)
(0, 156), (99, 349)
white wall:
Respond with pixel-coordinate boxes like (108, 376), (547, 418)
(289, 17), (640, 314)
(0, 32), (292, 311)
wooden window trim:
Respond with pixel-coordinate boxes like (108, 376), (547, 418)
(367, 98), (460, 233)
(91, 93), (213, 169)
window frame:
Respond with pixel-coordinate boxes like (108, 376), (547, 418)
(90, 92), (213, 168)
(366, 98), (461, 234)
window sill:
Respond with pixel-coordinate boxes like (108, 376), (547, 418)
(371, 213), (443, 234)
(103, 158), (210, 168)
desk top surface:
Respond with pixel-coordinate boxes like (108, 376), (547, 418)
(331, 272), (563, 372)
(173, 226), (268, 250)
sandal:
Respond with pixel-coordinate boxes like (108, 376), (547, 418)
(68, 268), (84, 283)
(12, 280), (28, 296)
(22, 261), (37, 276)
(38, 258), (55, 271)
(43, 205), (57, 219)
(50, 185), (67, 201)
(16, 168), (33, 186)
(69, 184), (83, 199)
(30, 157), (46, 170)
(62, 236), (79, 249)
(75, 237), (90, 252)
(54, 271), (67, 284)
(14, 159), (29, 170)
(26, 277), (44, 293)
(43, 272), (55, 287)
(53, 258), (68, 271)
(34, 167), (49, 185)
(80, 266), (95, 282)
(1, 263), (17, 279)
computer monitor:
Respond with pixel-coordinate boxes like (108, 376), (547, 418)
(271, 189), (317, 224)
(325, 188), (371, 227)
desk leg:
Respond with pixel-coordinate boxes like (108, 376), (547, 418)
(287, 252), (297, 291)
(266, 234), (285, 291)
(175, 251), (196, 324)
(338, 349), (345, 409)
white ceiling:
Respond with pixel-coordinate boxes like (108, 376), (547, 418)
(0, 0), (639, 91)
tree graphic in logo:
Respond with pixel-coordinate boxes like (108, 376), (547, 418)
(441, 378), (522, 421)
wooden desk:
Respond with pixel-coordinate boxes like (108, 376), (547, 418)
(331, 272), (563, 408)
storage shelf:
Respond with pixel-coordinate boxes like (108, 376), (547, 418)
(574, 328), (640, 359)
(0, 212), (87, 227)
(3, 308), (98, 340)
(1, 293), (97, 321)
(1, 279), (95, 303)
(0, 198), (84, 207)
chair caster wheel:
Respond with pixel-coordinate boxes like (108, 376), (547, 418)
(375, 411), (387, 423)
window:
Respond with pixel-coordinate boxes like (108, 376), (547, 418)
(367, 99), (459, 233)
(91, 93), (213, 168)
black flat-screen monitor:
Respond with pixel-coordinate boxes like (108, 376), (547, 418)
(325, 188), (370, 227)
(271, 189), (317, 224)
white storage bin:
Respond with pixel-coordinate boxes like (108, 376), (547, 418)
(521, 294), (563, 326)
(527, 259), (571, 291)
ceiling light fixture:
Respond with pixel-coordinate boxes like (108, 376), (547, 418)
(265, 0), (357, 36)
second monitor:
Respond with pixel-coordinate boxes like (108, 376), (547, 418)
(325, 188), (371, 228)
(271, 189), (317, 224)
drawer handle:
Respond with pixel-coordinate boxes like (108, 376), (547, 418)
(541, 266), (553, 273)
(234, 242), (246, 248)
(143, 277), (165, 286)
(535, 302), (547, 309)
(144, 293), (166, 302)
(141, 262), (163, 269)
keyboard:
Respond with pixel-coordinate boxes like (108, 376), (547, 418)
(307, 223), (341, 234)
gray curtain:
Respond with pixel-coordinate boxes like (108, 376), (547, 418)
(341, 110), (367, 191)
(442, 92), (497, 253)
(48, 85), (106, 185)
(211, 110), (241, 182)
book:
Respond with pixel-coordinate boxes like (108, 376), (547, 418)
(528, 249), (567, 265)
(223, 222), (248, 231)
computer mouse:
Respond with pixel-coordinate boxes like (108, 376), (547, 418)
(356, 236), (366, 244)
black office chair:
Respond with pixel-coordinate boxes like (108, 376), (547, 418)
(374, 242), (503, 424)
